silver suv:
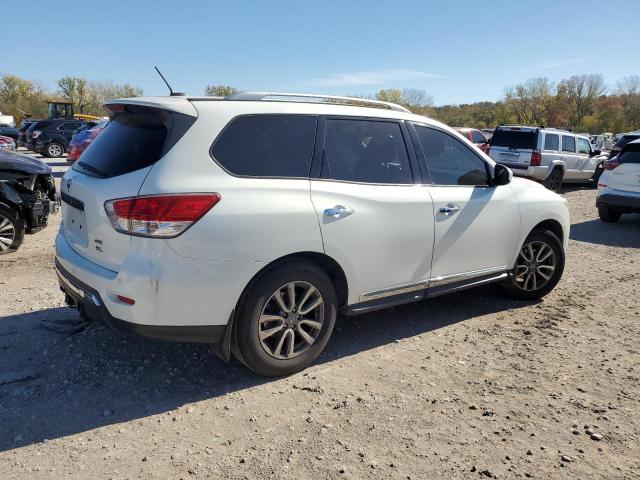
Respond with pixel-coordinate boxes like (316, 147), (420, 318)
(488, 126), (603, 191)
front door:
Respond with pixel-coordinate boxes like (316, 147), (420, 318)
(411, 123), (521, 285)
(310, 117), (435, 305)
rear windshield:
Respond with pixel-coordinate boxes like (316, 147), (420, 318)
(491, 129), (537, 150)
(73, 111), (168, 178)
(614, 135), (640, 149)
(619, 145), (640, 164)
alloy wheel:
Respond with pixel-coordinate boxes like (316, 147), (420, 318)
(258, 281), (325, 359)
(48, 144), (62, 157)
(514, 241), (556, 291)
(0, 215), (16, 252)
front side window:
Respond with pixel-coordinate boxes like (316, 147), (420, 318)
(562, 136), (576, 153)
(211, 115), (317, 177)
(544, 133), (559, 151)
(577, 138), (591, 154)
(414, 125), (489, 186)
(321, 119), (413, 184)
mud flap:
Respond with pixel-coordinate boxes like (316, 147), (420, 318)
(209, 310), (234, 362)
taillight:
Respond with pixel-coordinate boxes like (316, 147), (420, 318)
(104, 194), (221, 238)
(32, 130), (42, 139)
(530, 149), (542, 166)
(603, 159), (620, 170)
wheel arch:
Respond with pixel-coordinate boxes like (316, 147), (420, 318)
(236, 251), (349, 312)
(216, 251), (348, 363)
(530, 218), (564, 242)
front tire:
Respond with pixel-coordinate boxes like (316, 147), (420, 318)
(598, 205), (621, 223)
(0, 205), (25, 255)
(232, 261), (338, 377)
(542, 168), (563, 192)
(501, 229), (564, 301)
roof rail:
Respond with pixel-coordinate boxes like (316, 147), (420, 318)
(225, 91), (411, 113)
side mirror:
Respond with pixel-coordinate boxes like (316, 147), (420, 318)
(493, 163), (512, 186)
(591, 149), (602, 157)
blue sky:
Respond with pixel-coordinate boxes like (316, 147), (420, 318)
(5, 0), (638, 105)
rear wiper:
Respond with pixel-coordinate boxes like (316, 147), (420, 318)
(77, 161), (108, 178)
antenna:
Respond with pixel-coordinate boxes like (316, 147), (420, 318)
(154, 66), (186, 96)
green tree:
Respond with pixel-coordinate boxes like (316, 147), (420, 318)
(57, 76), (89, 113)
(615, 75), (640, 130)
(503, 77), (555, 126)
(204, 85), (238, 97)
(375, 88), (403, 105)
(557, 74), (606, 131)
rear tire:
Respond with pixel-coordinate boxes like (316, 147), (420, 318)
(0, 205), (25, 255)
(501, 229), (564, 301)
(45, 142), (64, 158)
(542, 168), (563, 192)
(598, 205), (621, 223)
(232, 261), (338, 377)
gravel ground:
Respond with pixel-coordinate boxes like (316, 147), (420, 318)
(1, 154), (639, 479)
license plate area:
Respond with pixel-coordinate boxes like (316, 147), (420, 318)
(63, 204), (89, 247)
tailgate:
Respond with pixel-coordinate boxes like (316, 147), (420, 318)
(489, 128), (538, 168)
(60, 103), (196, 271)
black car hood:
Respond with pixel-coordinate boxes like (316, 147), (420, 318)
(0, 150), (52, 175)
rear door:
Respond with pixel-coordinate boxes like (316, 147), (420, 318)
(310, 117), (434, 304)
(542, 132), (563, 167)
(60, 105), (196, 271)
(488, 127), (538, 169)
(561, 135), (579, 175)
(608, 145), (640, 193)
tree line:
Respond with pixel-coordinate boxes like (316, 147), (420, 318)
(0, 74), (143, 125)
(207, 75), (640, 134)
(3, 74), (637, 134)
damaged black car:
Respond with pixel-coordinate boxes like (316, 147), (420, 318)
(0, 150), (57, 254)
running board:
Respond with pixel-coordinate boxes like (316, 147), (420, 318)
(346, 272), (508, 315)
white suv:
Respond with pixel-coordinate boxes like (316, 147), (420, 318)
(596, 139), (640, 222)
(489, 126), (603, 191)
(56, 92), (570, 376)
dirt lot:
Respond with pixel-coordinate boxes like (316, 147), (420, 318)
(1, 158), (639, 479)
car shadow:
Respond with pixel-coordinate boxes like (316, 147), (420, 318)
(570, 216), (640, 248)
(0, 287), (534, 451)
(559, 184), (594, 194)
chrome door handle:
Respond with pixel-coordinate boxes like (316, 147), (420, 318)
(324, 205), (354, 219)
(439, 205), (461, 215)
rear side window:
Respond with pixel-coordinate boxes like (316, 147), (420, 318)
(414, 125), (489, 186)
(74, 110), (169, 178)
(321, 119), (413, 184)
(562, 136), (576, 152)
(577, 138), (591, 154)
(491, 129), (537, 149)
(211, 115), (317, 177)
(544, 134), (559, 151)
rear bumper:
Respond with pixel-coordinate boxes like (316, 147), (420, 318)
(498, 163), (549, 181)
(56, 259), (226, 344)
(54, 230), (261, 346)
(597, 189), (640, 213)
